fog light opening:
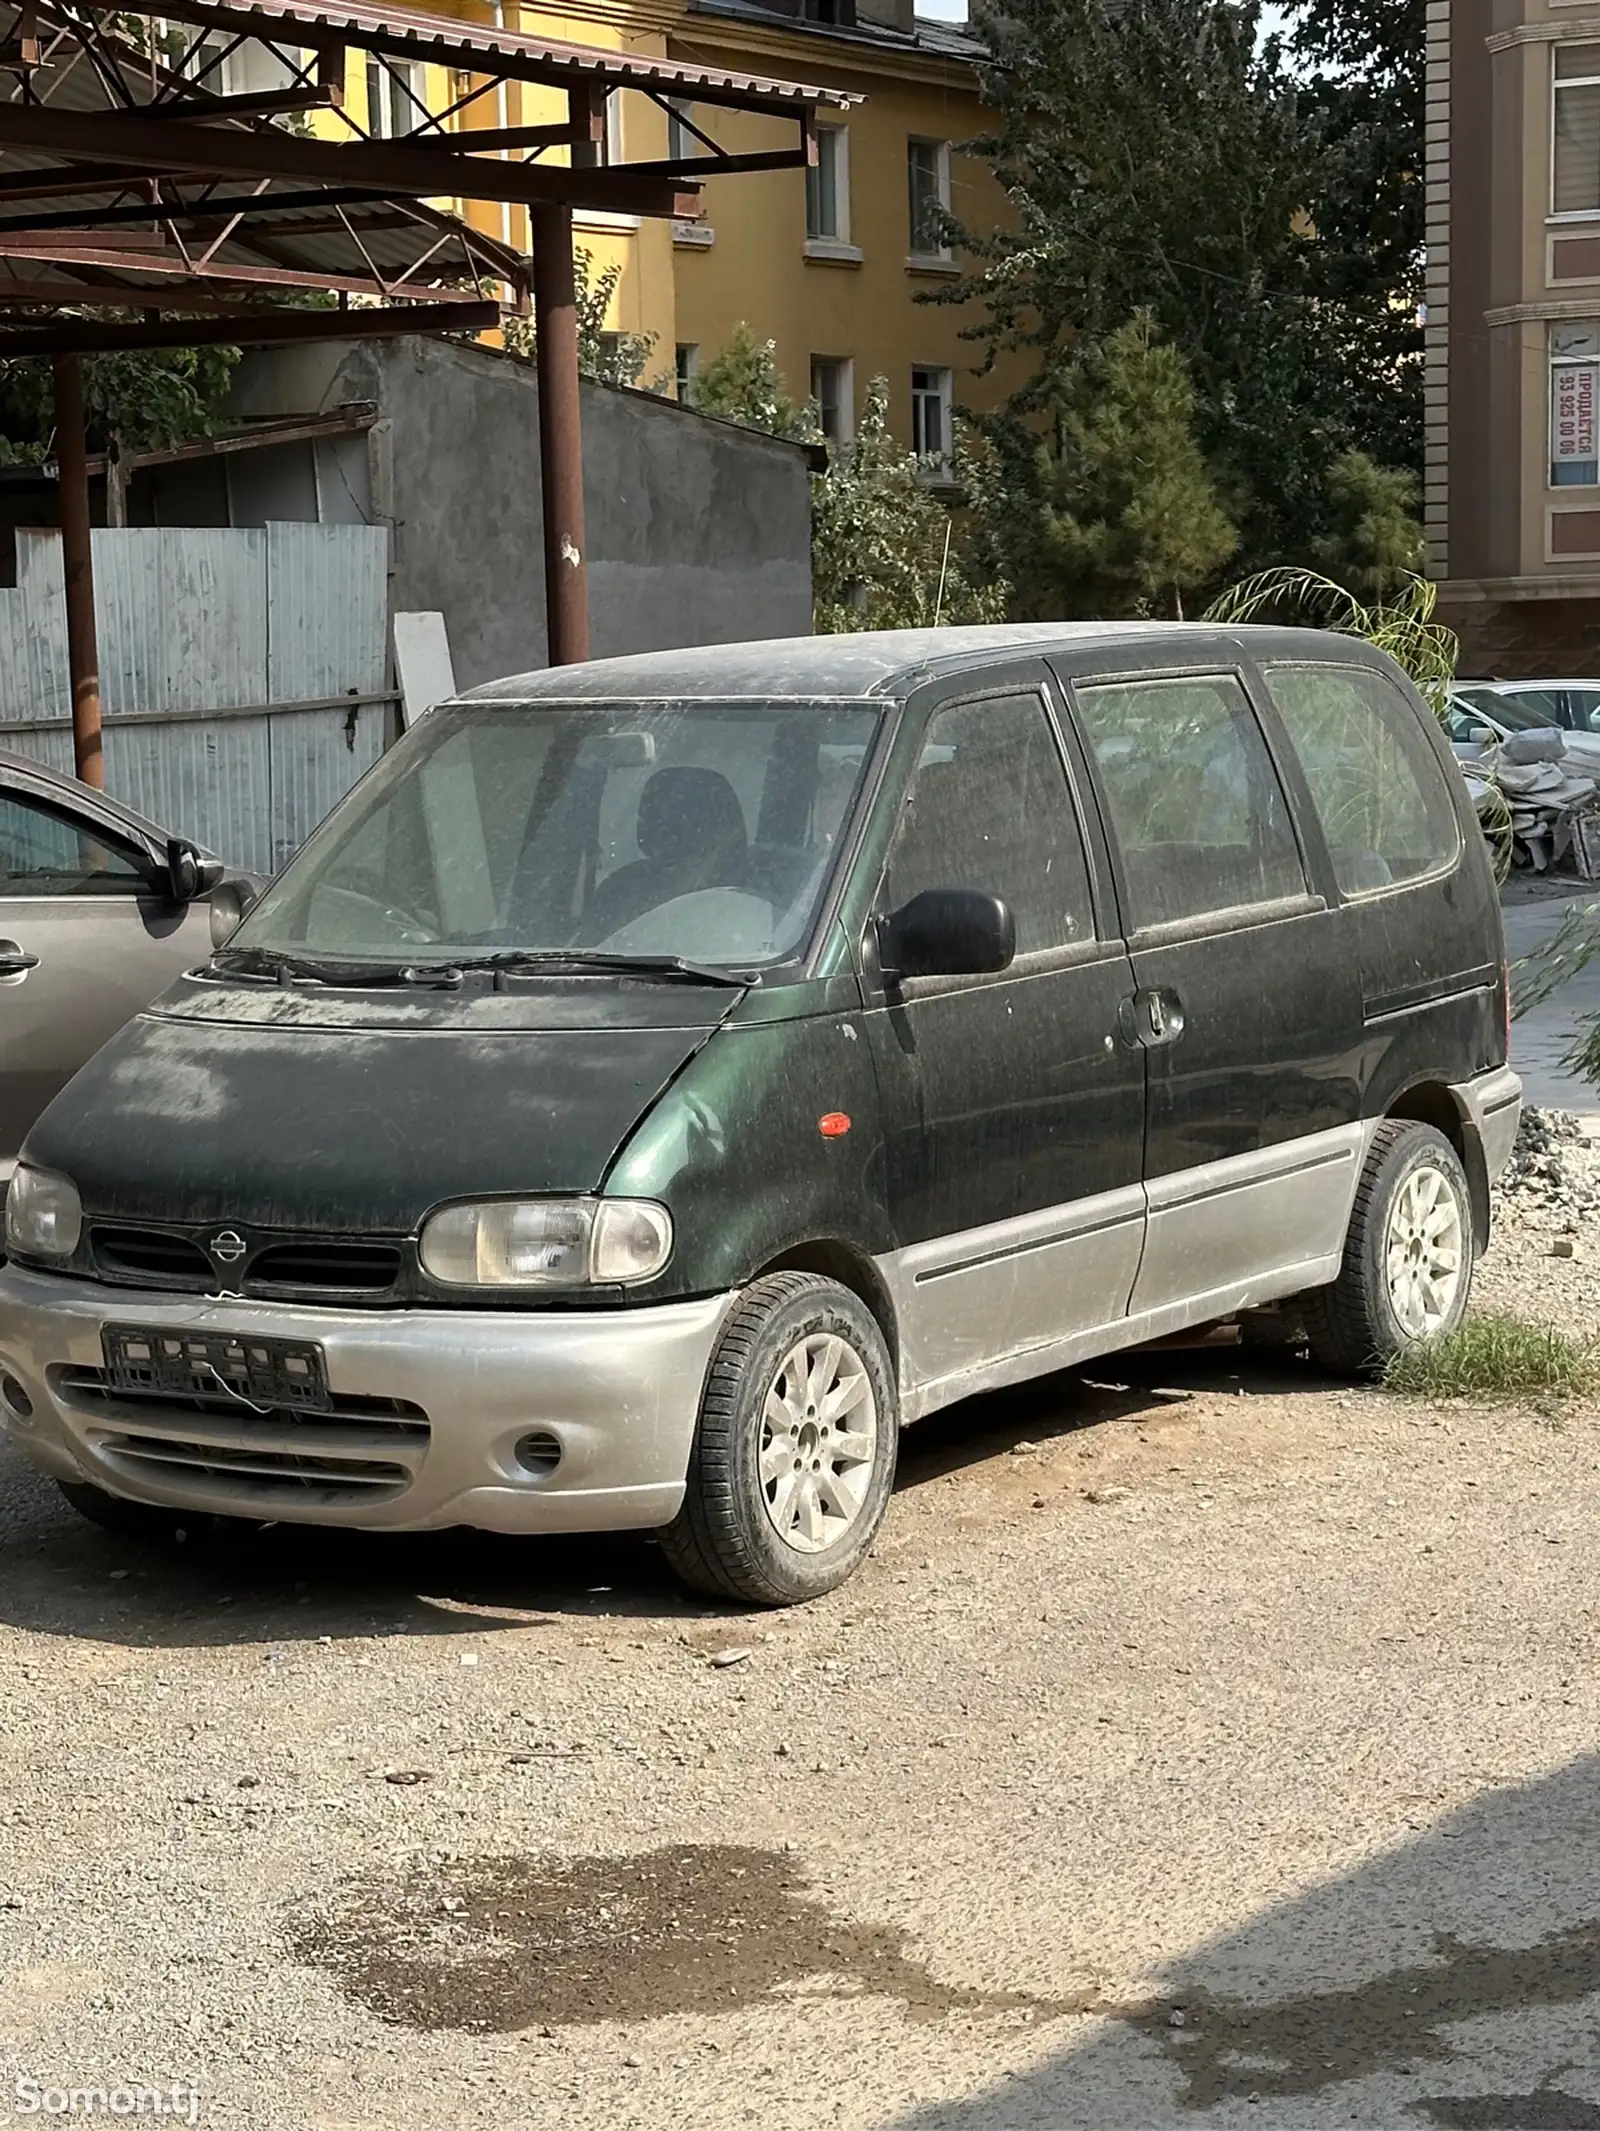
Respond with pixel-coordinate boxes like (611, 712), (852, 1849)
(2, 1374), (33, 1420)
(512, 1430), (562, 1479)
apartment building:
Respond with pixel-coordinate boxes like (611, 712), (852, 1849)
(1430, 0), (1600, 670)
(183, 0), (1018, 457)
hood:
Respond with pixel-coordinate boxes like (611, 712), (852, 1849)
(23, 975), (730, 1234)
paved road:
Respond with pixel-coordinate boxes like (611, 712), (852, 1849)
(1505, 886), (1600, 1114)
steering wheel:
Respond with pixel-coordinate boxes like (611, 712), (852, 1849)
(319, 881), (439, 946)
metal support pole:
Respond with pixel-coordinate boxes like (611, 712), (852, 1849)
(52, 353), (103, 788)
(529, 199), (588, 666)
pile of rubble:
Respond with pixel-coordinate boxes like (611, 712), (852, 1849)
(1495, 1105), (1600, 1224)
(1461, 728), (1600, 875)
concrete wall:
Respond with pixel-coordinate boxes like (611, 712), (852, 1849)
(226, 335), (814, 689)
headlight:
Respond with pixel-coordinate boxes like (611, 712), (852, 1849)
(6, 1163), (82, 1259)
(418, 1197), (672, 1288)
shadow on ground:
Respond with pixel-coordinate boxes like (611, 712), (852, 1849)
(884, 1751), (1600, 2129)
(0, 1337), (1334, 1652)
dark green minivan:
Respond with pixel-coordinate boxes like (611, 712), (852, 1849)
(0, 627), (1521, 1603)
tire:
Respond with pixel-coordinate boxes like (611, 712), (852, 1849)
(56, 1479), (217, 1544)
(660, 1272), (898, 1607)
(1303, 1121), (1474, 1378)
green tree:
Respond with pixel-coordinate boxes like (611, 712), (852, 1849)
(1308, 451), (1424, 601)
(0, 343), (239, 467)
(944, 0), (1422, 576)
(998, 312), (1237, 619)
(686, 323), (815, 442)
(1289, 0), (1425, 482)
(501, 248), (656, 388)
(812, 376), (1006, 631)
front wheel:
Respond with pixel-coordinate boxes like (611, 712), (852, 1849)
(1303, 1121), (1474, 1377)
(660, 1272), (898, 1606)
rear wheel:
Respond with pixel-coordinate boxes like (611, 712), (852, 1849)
(661, 1272), (898, 1607)
(1304, 1121), (1473, 1377)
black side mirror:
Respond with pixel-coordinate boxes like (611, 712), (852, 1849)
(164, 836), (222, 904)
(208, 876), (260, 948)
(878, 888), (1016, 981)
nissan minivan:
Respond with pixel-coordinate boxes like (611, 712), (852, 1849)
(0, 627), (1522, 1604)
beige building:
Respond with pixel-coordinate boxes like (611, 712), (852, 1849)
(1429, 0), (1600, 670)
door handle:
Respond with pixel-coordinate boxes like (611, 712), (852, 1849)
(1127, 987), (1185, 1050)
(0, 940), (39, 981)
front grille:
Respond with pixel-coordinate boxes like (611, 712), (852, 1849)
(85, 1225), (404, 1301)
(92, 1228), (212, 1285)
(249, 1242), (402, 1293)
(54, 1367), (430, 1509)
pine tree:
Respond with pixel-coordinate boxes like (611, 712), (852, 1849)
(1009, 313), (1237, 619)
(1309, 451), (1424, 600)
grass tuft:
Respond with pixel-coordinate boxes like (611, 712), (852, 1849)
(1384, 1315), (1599, 1402)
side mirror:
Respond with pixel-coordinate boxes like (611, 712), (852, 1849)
(877, 888), (1016, 982)
(209, 876), (260, 948)
(163, 836), (223, 904)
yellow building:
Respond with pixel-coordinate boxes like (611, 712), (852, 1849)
(289, 0), (1018, 455)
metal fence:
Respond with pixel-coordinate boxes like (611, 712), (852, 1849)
(0, 522), (391, 872)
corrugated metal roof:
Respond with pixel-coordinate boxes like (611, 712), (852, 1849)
(142, 0), (856, 108)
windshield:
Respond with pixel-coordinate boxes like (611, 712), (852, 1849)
(232, 697), (881, 970)
(1451, 687), (1558, 735)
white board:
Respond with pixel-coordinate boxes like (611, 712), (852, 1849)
(393, 611), (456, 729)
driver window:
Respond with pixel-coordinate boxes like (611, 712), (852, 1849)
(0, 793), (145, 898)
(882, 692), (1094, 957)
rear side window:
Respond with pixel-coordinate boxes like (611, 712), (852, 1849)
(882, 691), (1094, 956)
(1262, 664), (1460, 897)
(1073, 674), (1305, 930)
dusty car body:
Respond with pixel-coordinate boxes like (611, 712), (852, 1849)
(0, 750), (243, 1182)
(0, 625), (1521, 1603)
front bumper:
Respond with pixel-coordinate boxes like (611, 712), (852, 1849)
(0, 1266), (734, 1535)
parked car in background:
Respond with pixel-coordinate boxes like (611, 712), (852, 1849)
(0, 751), (254, 1181)
(1485, 680), (1600, 738)
(0, 626), (1520, 1605)
(1446, 686), (1600, 772)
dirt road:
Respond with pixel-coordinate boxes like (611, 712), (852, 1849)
(0, 1203), (1596, 2130)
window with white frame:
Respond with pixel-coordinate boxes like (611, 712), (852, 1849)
(1552, 321), (1600, 485)
(806, 126), (849, 243)
(366, 55), (426, 138)
(1555, 46), (1600, 215)
(907, 138), (951, 257)
(810, 357), (853, 447)
(666, 99), (704, 162)
(676, 344), (700, 400)
(911, 365), (953, 472)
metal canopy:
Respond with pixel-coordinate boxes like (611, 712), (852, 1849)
(0, 0), (843, 776)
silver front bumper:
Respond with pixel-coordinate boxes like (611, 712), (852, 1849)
(0, 1266), (734, 1535)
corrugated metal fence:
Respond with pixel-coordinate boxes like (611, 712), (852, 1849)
(0, 522), (391, 872)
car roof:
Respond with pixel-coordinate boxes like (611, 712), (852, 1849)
(453, 623), (1394, 707)
(1488, 678), (1600, 691)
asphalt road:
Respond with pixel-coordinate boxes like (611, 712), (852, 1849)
(1505, 884), (1600, 1116)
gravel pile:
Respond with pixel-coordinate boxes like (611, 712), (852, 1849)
(1495, 1106), (1600, 1222)
(1476, 1105), (1600, 1335)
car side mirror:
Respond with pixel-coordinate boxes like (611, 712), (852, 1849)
(878, 888), (1016, 981)
(164, 836), (223, 904)
(208, 876), (260, 947)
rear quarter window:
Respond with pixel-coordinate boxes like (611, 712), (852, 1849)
(1261, 664), (1462, 898)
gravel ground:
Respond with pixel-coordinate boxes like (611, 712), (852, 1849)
(0, 1162), (1596, 2131)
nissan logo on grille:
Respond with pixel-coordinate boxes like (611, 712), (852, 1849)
(209, 1230), (248, 1265)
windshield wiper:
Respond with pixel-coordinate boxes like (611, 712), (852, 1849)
(452, 949), (758, 988)
(208, 947), (446, 988)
